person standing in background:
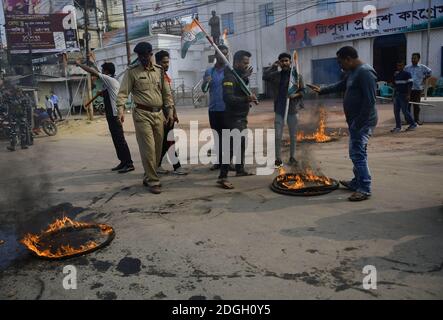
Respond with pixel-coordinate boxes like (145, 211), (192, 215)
(45, 95), (55, 122)
(405, 53), (432, 125)
(50, 92), (63, 121)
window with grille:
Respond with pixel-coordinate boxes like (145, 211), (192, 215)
(259, 3), (274, 27)
(222, 12), (235, 35)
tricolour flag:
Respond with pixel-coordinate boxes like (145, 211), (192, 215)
(181, 20), (205, 59)
(288, 50), (300, 96)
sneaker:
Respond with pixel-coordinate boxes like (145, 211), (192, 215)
(416, 121), (424, 126)
(111, 163), (126, 171)
(390, 128), (401, 133)
(157, 166), (169, 175)
(118, 164), (135, 174)
(172, 167), (188, 176)
(406, 124), (417, 131)
(288, 157), (298, 166)
(275, 159), (283, 167)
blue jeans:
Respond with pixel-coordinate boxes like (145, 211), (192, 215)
(348, 125), (374, 195)
(394, 94), (415, 128)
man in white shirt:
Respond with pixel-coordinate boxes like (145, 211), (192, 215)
(405, 53), (432, 125)
(45, 95), (55, 122)
(76, 59), (134, 173)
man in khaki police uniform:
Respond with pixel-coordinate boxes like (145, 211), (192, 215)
(117, 42), (174, 194)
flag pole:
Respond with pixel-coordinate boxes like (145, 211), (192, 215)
(193, 19), (258, 105)
(284, 50), (299, 123)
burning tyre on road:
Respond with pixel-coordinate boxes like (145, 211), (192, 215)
(21, 217), (115, 260)
(271, 167), (339, 196)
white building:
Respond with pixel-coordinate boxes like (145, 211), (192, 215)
(198, 0), (443, 94)
(93, 33), (205, 90)
(89, 0), (443, 101)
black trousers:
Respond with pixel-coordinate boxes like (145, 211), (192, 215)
(53, 103), (62, 120)
(159, 123), (181, 170)
(106, 111), (133, 166)
(209, 111), (225, 165)
(409, 90), (422, 122)
(219, 116), (247, 179)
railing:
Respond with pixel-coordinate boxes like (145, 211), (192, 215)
(191, 78), (207, 108)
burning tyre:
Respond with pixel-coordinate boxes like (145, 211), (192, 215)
(271, 168), (339, 196)
(21, 217), (115, 260)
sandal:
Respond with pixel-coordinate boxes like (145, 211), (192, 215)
(217, 179), (234, 189)
(348, 192), (371, 202)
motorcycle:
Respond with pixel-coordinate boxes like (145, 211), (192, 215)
(33, 108), (57, 136)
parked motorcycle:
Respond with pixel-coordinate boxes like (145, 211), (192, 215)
(33, 108), (57, 136)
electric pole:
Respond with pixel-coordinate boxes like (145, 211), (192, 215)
(425, 0), (431, 99)
(122, 0), (131, 65)
(84, 0), (93, 120)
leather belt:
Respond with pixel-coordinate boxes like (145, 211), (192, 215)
(136, 104), (162, 113)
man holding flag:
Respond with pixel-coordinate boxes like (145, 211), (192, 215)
(263, 52), (305, 167)
(202, 45), (230, 171)
(217, 50), (258, 189)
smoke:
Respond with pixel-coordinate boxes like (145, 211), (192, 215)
(0, 145), (54, 235)
(291, 98), (328, 175)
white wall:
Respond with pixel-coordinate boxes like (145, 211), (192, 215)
(196, 0), (442, 93)
(92, 34), (207, 91)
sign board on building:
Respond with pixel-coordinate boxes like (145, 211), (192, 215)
(286, 0), (443, 51)
(3, 0), (79, 54)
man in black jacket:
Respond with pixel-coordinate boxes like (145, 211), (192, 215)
(263, 52), (305, 167)
(217, 50), (258, 189)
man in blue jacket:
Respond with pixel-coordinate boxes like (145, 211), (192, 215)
(202, 45), (229, 171)
(308, 46), (378, 202)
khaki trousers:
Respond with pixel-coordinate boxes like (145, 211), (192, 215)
(133, 108), (164, 186)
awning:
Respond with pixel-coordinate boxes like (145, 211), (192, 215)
(37, 76), (86, 83)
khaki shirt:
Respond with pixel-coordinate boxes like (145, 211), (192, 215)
(117, 63), (174, 111)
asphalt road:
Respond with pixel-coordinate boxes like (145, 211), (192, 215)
(1, 100), (442, 299)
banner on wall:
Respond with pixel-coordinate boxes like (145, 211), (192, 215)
(286, 0), (443, 51)
(103, 0), (199, 46)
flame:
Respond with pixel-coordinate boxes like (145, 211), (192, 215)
(297, 108), (332, 143)
(277, 166), (333, 190)
(20, 217), (112, 259)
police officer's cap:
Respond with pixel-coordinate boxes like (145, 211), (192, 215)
(134, 42), (153, 55)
